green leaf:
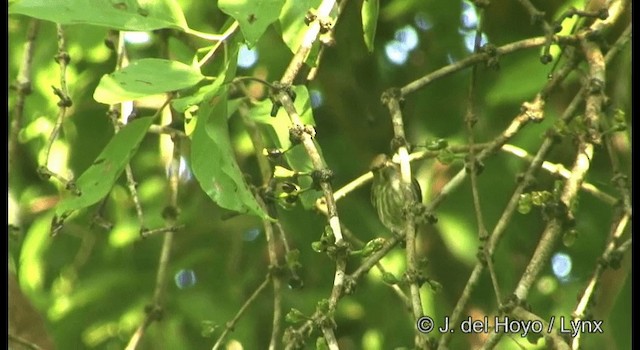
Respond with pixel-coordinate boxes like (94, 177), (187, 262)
(279, 0), (317, 53)
(249, 85), (315, 150)
(219, 0), (285, 47)
(188, 47), (269, 220)
(191, 86), (270, 220)
(285, 308), (306, 323)
(93, 59), (204, 105)
(278, 0), (323, 65)
(278, 0), (337, 65)
(171, 82), (224, 114)
(361, 0), (379, 52)
(9, 0), (188, 31)
(19, 214), (53, 292)
(55, 116), (154, 218)
(248, 86), (322, 208)
(485, 55), (548, 107)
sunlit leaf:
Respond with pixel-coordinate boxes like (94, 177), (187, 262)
(9, 0), (188, 31)
(191, 86), (270, 220)
(219, 0), (285, 47)
(247, 85), (323, 208)
(361, 0), (379, 52)
(279, 0), (318, 53)
(249, 85), (315, 149)
(278, 0), (331, 65)
(94, 59), (204, 104)
(285, 308), (306, 323)
(171, 82), (224, 114)
(60, 271), (135, 316)
(19, 214), (53, 292)
(189, 47), (270, 220)
(435, 213), (477, 266)
(55, 116), (154, 219)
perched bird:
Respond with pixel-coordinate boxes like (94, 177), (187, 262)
(370, 154), (422, 235)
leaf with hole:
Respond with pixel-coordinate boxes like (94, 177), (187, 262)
(219, 0), (285, 47)
(9, 0), (188, 31)
(94, 59), (204, 105)
(55, 116), (154, 220)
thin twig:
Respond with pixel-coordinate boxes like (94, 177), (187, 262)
(280, 0), (337, 85)
(123, 30), (180, 349)
(401, 34), (583, 96)
(464, 3), (489, 242)
(125, 108), (180, 350)
(258, 196), (283, 350)
(600, 24), (632, 214)
(511, 307), (570, 350)
(515, 0), (558, 62)
(440, 26), (629, 348)
(564, 34), (608, 350)
(8, 333), (44, 350)
(197, 21), (239, 68)
(239, 102), (286, 349)
(276, 80), (347, 350)
(266, 226), (283, 350)
(500, 144), (617, 205)
(315, 143), (491, 214)
(41, 24), (74, 189)
(285, 5), (630, 349)
(44, 25), (71, 162)
(438, 42), (584, 349)
(276, 92), (344, 244)
(480, 27), (607, 350)
(10, 19), (39, 162)
(212, 275), (271, 350)
(382, 91), (427, 348)
(340, 225), (411, 308)
(306, 0), (348, 81)
(463, 5), (502, 306)
(105, 32), (147, 229)
(571, 211), (630, 350)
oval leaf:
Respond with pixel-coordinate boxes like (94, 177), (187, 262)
(191, 86), (270, 220)
(219, 0), (285, 47)
(55, 116), (154, 219)
(94, 59), (204, 105)
(361, 0), (379, 52)
(9, 0), (188, 31)
(188, 45), (270, 220)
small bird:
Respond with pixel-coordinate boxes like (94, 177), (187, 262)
(370, 154), (422, 235)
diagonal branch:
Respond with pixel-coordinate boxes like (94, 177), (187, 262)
(10, 19), (39, 163)
(381, 90), (427, 348)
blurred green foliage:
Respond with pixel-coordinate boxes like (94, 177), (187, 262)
(8, 0), (630, 349)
